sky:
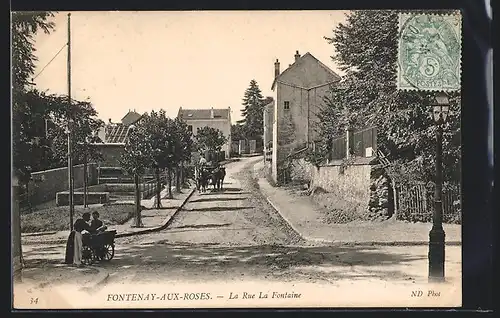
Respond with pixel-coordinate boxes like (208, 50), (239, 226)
(33, 11), (348, 124)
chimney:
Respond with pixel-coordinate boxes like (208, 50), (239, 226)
(294, 50), (300, 62)
(274, 59), (280, 78)
(210, 107), (214, 119)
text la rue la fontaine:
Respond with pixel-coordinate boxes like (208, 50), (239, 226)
(229, 291), (301, 299)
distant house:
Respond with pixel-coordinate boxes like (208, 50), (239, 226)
(177, 107), (232, 159)
(270, 51), (341, 183)
(95, 109), (145, 167)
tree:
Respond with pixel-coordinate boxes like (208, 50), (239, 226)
(321, 10), (461, 183)
(12, 11), (57, 182)
(119, 123), (153, 227)
(13, 90), (59, 189)
(173, 118), (194, 192)
(230, 123), (246, 142)
(195, 126), (227, 161)
(12, 12), (55, 93)
(238, 80), (266, 139)
(47, 96), (104, 207)
(158, 116), (178, 200)
(11, 11), (55, 271)
(139, 110), (174, 206)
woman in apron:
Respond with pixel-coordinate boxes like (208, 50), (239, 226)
(64, 212), (91, 267)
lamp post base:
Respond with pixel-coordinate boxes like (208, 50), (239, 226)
(428, 227), (446, 282)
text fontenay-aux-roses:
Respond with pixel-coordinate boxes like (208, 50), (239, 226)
(106, 291), (302, 302)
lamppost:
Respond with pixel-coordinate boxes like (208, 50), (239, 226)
(428, 92), (450, 282)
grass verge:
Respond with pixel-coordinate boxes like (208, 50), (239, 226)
(21, 204), (136, 233)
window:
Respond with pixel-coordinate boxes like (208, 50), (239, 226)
(284, 101), (290, 110)
(187, 125), (193, 132)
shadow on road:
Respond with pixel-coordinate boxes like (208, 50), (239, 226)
(170, 223), (232, 230)
(21, 243), (430, 283)
(183, 206), (253, 212)
(190, 197), (245, 203)
(216, 187), (243, 192)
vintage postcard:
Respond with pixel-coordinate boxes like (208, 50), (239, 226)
(12, 10), (462, 309)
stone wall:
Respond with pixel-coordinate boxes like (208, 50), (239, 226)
(310, 159), (372, 207)
(56, 192), (110, 206)
(27, 163), (98, 206)
(307, 157), (392, 221)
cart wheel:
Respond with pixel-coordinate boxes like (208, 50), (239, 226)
(82, 246), (94, 265)
(101, 244), (115, 261)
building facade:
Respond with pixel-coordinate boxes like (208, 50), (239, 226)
(177, 107), (232, 159)
(270, 51), (341, 183)
(95, 110), (144, 167)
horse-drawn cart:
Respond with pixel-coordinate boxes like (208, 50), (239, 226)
(81, 230), (117, 265)
(195, 163), (226, 193)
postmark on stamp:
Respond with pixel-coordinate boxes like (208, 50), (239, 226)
(397, 12), (462, 91)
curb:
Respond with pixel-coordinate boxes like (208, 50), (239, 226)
(22, 231), (58, 238)
(263, 187), (462, 248)
(22, 238), (68, 245)
(21, 187), (197, 245)
(115, 187), (196, 238)
(265, 197), (306, 241)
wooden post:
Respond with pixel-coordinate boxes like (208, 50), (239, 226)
(391, 180), (398, 219)
(345, 127), (354, 159)
(134, 173), (142, 227)
(83, 154), (88, 208)
(67, 13), (74, 230)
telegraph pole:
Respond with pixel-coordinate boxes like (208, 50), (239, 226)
(67, 13), (74, 230)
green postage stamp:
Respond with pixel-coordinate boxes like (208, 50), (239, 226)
(397, 12), (462, 91)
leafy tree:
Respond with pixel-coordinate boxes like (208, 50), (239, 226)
(12, 11), (55, 93)
(173, 118), (194, 192)
(47, 96), (104, 207)
(195, 126), (227, 162)
(139, 110), (175, 205)
(230, 123), (246, 142)
(13, 90), (58, 188)
(321, 10), (461, 183)
(238, 80), (265, 139)
(11, 11), (56, 267)
(12, 11), (56, 183)
(119, 123), (153, 227)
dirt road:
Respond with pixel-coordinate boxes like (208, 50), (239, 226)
(17, 157), (461, 297)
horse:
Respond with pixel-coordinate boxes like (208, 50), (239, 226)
(197, 167), (211, 193)
(210, 166), (226, 191)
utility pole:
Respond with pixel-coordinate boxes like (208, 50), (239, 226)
(67, 13), (74, 231)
